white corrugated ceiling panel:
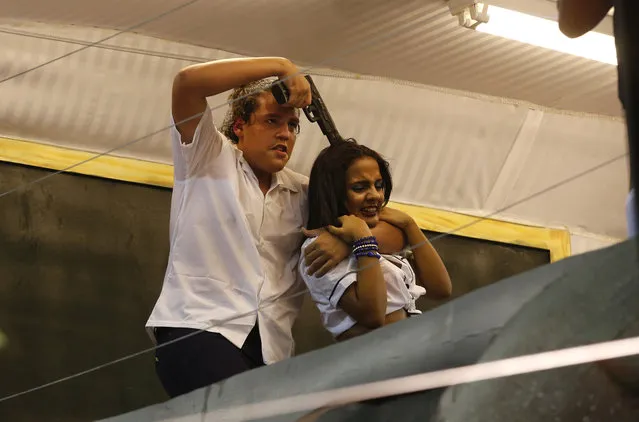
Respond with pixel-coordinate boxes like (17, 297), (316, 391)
(0, 21), (629, 239)
(1, 0), (622, 117)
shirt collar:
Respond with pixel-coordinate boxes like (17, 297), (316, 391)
(234, 147), (299, 193)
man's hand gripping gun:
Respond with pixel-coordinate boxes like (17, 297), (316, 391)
(271, 75), (345, 146)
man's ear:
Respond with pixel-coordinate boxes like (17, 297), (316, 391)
(233, 119), (245, 139)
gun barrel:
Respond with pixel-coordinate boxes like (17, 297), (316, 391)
(271, 76), (345, 145)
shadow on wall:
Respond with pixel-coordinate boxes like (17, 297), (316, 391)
(292, 230), (550, 355)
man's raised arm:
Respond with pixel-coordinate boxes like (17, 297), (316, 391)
(171, 57), (311, 144)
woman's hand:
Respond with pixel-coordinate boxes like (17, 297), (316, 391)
(327, 215), (372, 244)
(378, 207), (414, 231)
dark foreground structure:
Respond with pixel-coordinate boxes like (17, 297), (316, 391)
(102, 238), (639, 422)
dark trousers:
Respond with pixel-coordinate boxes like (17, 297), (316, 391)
(154, 324), (265, 398)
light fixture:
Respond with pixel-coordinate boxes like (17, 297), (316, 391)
(474, 5), (617, 65)
(448, 0), (490, 28)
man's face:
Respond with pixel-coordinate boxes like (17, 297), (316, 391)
(234, 94), (300, 176)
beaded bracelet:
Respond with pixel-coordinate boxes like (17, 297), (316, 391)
(354, 249), (381, 260)
(352, 243), (378, 253)
(353, 236), (377, 249)
(352, 236), (381, 259)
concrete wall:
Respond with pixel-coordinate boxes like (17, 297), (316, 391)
(0, 162), (170, 421)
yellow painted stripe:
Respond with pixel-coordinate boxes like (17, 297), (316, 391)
(0, 136), (570, 261)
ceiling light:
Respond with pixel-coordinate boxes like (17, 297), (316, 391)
(448, 0), (489, 28)
(474, 5), (617, 65)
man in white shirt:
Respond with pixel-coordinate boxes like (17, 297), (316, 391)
(146, 57), (404, 398)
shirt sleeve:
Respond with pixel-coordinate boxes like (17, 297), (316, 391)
(171, 106), (231, 177)
(299, 239), (358, 308)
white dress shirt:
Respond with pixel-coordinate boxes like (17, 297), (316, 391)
(146, 108), (308, 364)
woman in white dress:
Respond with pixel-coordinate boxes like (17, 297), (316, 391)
(299, 140), (452, 341)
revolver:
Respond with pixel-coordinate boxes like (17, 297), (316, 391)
(271, 75), (345, 145)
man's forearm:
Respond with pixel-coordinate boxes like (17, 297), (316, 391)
(371, 221), (406, 254)
(174, 57), (293, 99)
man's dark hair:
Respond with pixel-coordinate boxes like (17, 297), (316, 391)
(307, 140), (393, 230)
(221, 78), (276, 143)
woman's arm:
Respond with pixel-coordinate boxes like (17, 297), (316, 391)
(378, 207), (452, 299)
(325, 216), (388, 328)
(403, 222), (452, 299)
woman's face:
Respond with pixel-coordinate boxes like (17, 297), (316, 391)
(344, 157), (385, 228)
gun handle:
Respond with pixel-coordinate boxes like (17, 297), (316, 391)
(272, 78), (318, 123)
(271, 81), (289, 105)
(271, 75), (315, 105)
